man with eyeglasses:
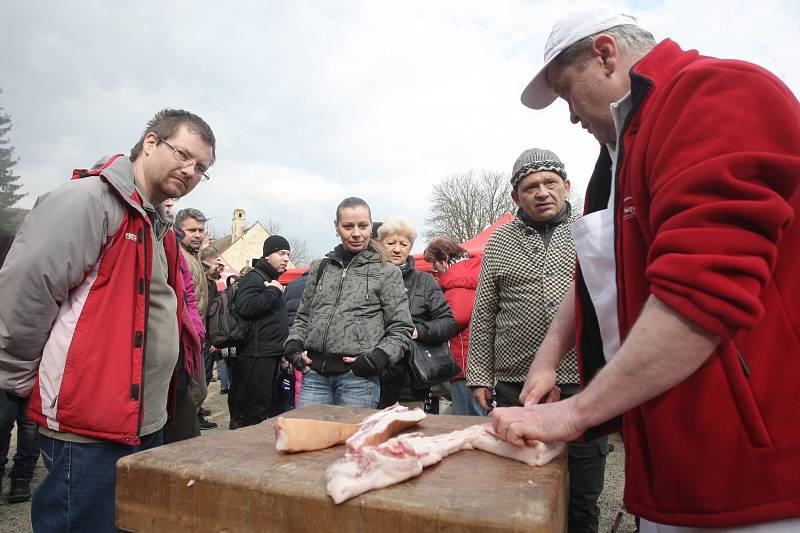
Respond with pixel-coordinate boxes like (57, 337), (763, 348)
(0, 108), (215, 531)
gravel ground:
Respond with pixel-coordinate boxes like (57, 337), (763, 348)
(1, 381), (638, 532)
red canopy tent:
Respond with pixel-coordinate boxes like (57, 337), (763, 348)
(277, 213), (514, 285)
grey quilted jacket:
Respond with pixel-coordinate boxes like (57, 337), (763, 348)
(286, 244), (413, 375)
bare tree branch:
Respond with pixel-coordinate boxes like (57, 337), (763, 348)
(287, 236), (313, 268)
(424, 169), (515, 242)
(265, 218), (283, 235)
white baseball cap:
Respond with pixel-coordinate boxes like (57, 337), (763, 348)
(520, 6), (641, 110)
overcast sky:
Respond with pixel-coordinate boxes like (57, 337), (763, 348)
(2, 0), (798, 258)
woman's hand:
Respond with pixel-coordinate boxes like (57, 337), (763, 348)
(287, 351), (312, 373)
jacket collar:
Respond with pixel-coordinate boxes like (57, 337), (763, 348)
(399, 254), (416, 278)
(254, 257), (279, 281)
(623, 39), (699, 145)
(96, 156), (146, 215)
(631, 39), (700, 91)
(72, 155), (171, 234)
(516, 202), (572, 229)
(585, 39), (694, 215)
(327, 243), (379, 267)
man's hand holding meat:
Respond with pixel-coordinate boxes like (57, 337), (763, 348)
(492, 399), (583, 447)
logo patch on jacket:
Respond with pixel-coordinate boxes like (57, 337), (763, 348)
(124, 232), (138, 241)
(623, 196), (637, 220)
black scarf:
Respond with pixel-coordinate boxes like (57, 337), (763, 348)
(333, 244), (358, 268)
(517, 203), (571, 250)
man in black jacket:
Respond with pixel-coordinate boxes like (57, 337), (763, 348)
(229, 235), (291, 429)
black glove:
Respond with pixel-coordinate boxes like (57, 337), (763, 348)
(350, 348), (390, 378)
(285, 352), (307, 371)
(413, 322), (430, 342)
(284, 340), (307, 371)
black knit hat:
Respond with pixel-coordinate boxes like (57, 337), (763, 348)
(263, 235), (290, 257)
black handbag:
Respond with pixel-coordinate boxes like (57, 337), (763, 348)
(408, 341), (461, 388)
(406, 272), (461, 388)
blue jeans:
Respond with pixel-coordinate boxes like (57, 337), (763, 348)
(0, 391), (40, 480)
(32, 429), (163, 533)
(217, 356), (229, 390)
(299, 370), (380, 408)
(448, 379), (487, 416)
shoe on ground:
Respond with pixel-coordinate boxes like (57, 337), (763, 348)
(198, 407), (211, 416)
(198, 415), (217, 430)
(8, 479), (32, 504)
(220, 388), (229, 395)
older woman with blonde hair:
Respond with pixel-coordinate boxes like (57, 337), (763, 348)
(377, 216), (456, 408)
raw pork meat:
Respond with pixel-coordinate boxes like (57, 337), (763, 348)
(326, 437), (424, 504)
(396, 425), (483, 467)
(327, 426), (481, 503)
(472, 425), (564, 467)
(327, 422), (564, 503)
(345, 403), (426, 452)
(274, 417), (359, 453)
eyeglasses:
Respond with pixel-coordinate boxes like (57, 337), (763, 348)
(157, 137), (210, 181)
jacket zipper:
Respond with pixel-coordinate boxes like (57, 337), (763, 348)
(612, 75), (652, 346)
(736, 349), (751, 377)
(136, 221), (151, 439)
(320, 250), (366, 373)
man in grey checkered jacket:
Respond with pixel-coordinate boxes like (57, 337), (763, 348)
(467, 148), (608, 533)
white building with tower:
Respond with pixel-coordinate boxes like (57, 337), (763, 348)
(206, 209), (294, 276)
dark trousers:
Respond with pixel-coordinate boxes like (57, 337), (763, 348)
(164, 364), (201, 444)
(164, 392), (201, 444)
(268, 364), (295, 418)
(379, 360), (429, 408)
(0, 391), (39, 481)
(203, 339), (215, 385)
(228, 356), (279, 429)
(494, 381), (608, 533)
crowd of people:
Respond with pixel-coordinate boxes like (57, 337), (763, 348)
(1, 4), (799, 533)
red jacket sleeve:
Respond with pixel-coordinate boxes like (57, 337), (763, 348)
(639, 60), (800, 339)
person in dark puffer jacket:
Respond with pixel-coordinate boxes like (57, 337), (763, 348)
(376, 216), (456, 408)
(229, 235), (291, 429)
(284, 198), (413, 409)
(283, 271), (308, 327)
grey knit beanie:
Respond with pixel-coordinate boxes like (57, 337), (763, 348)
(511, 148), (567, 188)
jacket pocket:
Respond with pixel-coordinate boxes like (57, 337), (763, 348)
(341, 318), (368, 352)
(718, 341), (772, 447)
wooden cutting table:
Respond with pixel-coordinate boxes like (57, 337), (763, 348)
(116, 405), (567, 532)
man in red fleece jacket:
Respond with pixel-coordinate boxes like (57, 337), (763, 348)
(492, 6), (800, 532)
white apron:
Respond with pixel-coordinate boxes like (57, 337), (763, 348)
(571, 207), (620, 362)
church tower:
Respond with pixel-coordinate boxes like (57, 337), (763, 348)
(232, 209), (245, 240)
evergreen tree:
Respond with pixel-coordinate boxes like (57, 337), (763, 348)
(0, 92), (25, 210)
